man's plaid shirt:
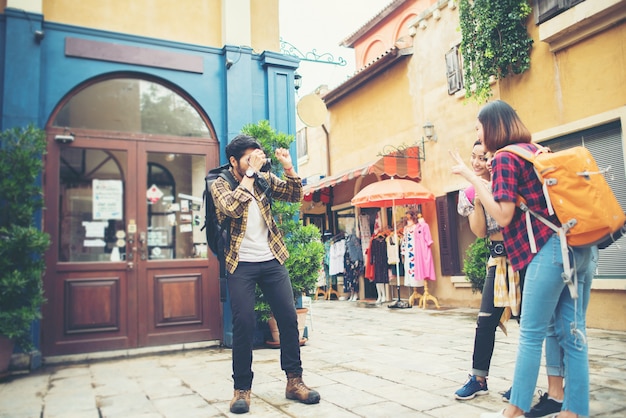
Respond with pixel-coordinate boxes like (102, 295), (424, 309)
(210, 169), (303, 274)
(492, 143), (560, 272)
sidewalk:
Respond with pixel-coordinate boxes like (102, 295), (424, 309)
(1, 299), (624, 417)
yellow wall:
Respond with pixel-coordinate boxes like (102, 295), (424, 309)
(500, 17), (626, 132)
(328, 64), (417, 176)
(320, 4), (486, 306)
(251, 0), (279, 52)
(40, 0), (279, 51)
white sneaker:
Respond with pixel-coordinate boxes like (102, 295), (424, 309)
(480, 409), (524, 418)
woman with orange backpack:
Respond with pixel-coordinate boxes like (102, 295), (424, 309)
(451, 100), (598, 418)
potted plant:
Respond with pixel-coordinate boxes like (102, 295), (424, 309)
(462, 237), (490, 293)
(241, 121), (325, 346)
(0, 125), (50, 375)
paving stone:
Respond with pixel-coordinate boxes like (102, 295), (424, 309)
(0, 301), (624, 417)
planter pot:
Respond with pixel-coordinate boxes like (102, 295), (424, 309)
(265, 309), (308, 348)
(0, 335), (15, 378)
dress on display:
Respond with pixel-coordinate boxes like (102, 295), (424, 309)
(402, 220), (436, 286)
(369, 234), (389, 284)
(343, 234), (364, 293)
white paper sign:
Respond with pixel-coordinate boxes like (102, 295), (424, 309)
(82, 221), (108, 238)
(93, 179), (123, 220)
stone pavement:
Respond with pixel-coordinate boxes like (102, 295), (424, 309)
(1, 299), (625, 417)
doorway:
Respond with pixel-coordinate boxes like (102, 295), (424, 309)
(42, 76), (221, 355)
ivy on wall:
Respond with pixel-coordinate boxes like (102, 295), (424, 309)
(459, 0), (533, 102)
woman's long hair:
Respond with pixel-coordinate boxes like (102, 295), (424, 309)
(478, 100), (531, 153)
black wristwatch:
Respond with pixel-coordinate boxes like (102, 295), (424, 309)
(245, 168), (257, 178)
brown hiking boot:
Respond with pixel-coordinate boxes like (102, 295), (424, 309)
(285, 373), (320, 404)
(229, 389), (251, 414)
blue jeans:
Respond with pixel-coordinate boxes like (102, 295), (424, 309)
(510, 235), (596, 415)
(545, 245), (598, 378)
(228, 259), (302, 390)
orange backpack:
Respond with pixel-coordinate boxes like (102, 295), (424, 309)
(500, 144), (625, 247)
(498, 144), (626, 298)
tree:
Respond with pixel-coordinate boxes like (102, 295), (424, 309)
(240, 121), (325, 321)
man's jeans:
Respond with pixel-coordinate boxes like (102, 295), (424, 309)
(510, 235), (596, 416)
(228, 259), (302, 389)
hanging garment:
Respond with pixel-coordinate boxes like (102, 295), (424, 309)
(386, 233), (400, 265)
(414, 220), (436, 281)
(328, 239), (346, 276)
(343, 251), (362, 293)
(401, 224), (423, 287)
(370, 235), (389, 284)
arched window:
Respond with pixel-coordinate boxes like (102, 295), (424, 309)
(53, 78), (210, 138)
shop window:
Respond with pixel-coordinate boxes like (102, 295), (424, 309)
(334, 207), (356, 235)
(445, 45), (463, 95)
(535, 0), (586, 24)
(53, 78), (210, 137)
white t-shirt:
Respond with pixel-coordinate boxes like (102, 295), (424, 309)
(238, 197), (274, 262)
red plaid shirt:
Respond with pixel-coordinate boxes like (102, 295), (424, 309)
(492, 143), (560, 271)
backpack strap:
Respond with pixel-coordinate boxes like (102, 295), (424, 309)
(499, 145), (577, 299)
(216, 169), (238, 302)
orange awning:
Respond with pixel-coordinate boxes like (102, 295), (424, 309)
(303, 146), (421, 195)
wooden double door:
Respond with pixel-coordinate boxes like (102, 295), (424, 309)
(42, 130), (222, 355)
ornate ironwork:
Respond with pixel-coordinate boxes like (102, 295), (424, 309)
(280, 38), (347, 66)
(377, 142), (425, 161)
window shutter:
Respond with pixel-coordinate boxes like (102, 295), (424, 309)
(437, 194), (461, 276)
(445, 46), (463, 95)
(296, 128), (308, 159)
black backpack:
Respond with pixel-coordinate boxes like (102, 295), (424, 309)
(202, 164), (237, 302)
(202, 163), (238, 258)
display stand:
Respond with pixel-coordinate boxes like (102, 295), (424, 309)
(408, 288), (422, 306)
(418, 280), (440, 309)
(315, 286), (326, 301)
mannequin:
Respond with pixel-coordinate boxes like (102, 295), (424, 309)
(369, 229), (390, 303)
(414, 213), (439, 309)
(401, 210), (424, 305)
(381, 231), (400, 303)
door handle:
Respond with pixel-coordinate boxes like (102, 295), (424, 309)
(139, 232), (147, 260)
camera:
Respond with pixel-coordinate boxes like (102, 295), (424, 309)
(259, 159), (272, 172)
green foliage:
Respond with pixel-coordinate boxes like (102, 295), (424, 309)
(0, 125), (51, 350)
(240, 121), (324, 320)
(284, 224), (325, 297)
(459, 0), (533, 102)
(462, 237), (490, 293)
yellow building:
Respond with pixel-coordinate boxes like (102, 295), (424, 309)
(299, 0), (626, 329)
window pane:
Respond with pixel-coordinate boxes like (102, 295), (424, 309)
(146, 153), (207, 260)
(54, 79), (210, 138)
(59, 149), (127, 262)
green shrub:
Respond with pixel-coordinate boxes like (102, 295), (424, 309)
(462, 237), (490, 293)
(0, 125), (51, 350)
